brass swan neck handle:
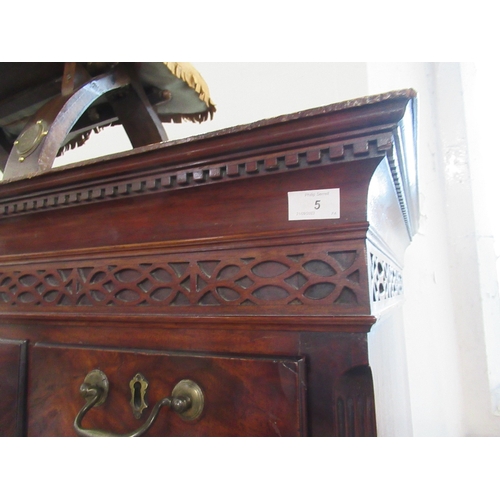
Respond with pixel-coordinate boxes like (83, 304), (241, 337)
(74, 370), (204, 437)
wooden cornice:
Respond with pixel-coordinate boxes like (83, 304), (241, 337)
(0, 89), (418, 236)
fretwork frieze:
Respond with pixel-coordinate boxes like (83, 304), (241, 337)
(0, 243), (368, 313)
(369, 252), (403, 303)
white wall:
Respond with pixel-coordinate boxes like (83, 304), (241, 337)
(51, 62), (500, 436)
(366, 63), (466, 435)
(366, 62), (500, 436)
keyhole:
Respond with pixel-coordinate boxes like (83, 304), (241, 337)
(133, 381), (142, 409)
(129, 373), (148, 419)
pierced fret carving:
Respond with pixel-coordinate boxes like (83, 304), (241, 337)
(0, 245), (367, 311)
(369, 252), (403, 302)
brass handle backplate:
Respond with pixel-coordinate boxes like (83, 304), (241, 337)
(74, 369), (204, 437)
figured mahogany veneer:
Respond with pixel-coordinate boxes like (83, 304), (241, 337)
(29, 344), (306, 437)
(0, 89), (418, 437)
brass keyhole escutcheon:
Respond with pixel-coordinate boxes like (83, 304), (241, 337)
(129, 373), (148, 419)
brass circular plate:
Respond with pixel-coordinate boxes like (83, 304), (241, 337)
(82, 369), (109, 407)
(171, 379), (204, 421)
(14, 120), (47, 157)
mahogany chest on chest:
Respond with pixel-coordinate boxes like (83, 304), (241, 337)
(0, 90), (418, 436)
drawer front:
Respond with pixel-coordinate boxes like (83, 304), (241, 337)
(28, 343), (307, 436)
(0, 339), (27, 436)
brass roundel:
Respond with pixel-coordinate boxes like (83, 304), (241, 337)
(171, 379), (204, 421)
(82, 369), (109, 407)
(14, 120), (48, 158)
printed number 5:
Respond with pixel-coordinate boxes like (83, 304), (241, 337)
(314, 200), (321, 210)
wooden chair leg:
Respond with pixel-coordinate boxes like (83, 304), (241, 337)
(108, 68), (168, 148)
(2, 64), (167, 181)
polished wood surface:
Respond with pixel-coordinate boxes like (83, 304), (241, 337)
(0, 339), (26, 436)
(0, 89), (418, 436)
(29, 344), (306, 437)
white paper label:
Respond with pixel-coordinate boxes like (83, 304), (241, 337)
(288, 188), (340, 221)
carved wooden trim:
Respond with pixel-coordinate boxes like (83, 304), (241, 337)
(333, 365), (376, 436)
(0, 311), (377, 333)
(0, 133), (393, 218)
(368, 251), (403, 303)
(0, 240), (370, 314)
(0, 223), (370, 265)
(366, 227), (404, 307)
